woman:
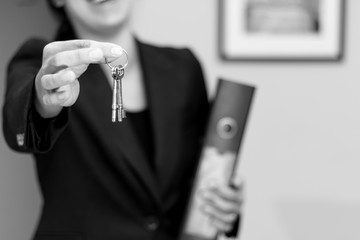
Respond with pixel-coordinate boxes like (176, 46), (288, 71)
(2, 0), (243, 239)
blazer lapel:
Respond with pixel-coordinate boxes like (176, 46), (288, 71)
(55, 24), (164, 206)
(78, 41), (186, 206)
(138, 42), (184, 197)
(79, 63), (162, 206)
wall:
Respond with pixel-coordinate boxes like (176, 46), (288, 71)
(133, 1), (360, 239)
(0, 1), (56, 240)
(1, 0), (359, 240)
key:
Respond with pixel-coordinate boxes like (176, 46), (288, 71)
(105, 49), (129, 122)
(111, 65), (126, 122)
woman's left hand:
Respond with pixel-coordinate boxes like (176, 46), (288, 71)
(200, 177), (244, 233)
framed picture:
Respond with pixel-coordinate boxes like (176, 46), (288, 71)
(219, 0), (345, 61)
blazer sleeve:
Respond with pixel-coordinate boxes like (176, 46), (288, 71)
(2, 38), (69, 154)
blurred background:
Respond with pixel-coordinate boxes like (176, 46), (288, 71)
(0, 0), (359, 239)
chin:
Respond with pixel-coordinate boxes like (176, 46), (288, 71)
(66, 0), (132, 35)
(98, 15), (128, 29)
(90, 19), (128, 35)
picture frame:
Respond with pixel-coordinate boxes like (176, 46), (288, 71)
(219, 0), (345, 61)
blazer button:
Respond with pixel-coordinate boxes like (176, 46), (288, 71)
(145, 216), (159, 231)
(16, 133), (25, 146)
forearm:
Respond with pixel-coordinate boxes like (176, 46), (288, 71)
(2, 39), (69, 153)
(2, 73), (69, 153)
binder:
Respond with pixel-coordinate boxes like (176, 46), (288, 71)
(180, 79), (256, 240)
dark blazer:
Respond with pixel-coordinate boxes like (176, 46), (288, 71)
(2, 23), (209, 240)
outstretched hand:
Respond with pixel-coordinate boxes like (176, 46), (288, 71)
(34, 39), (125, 118)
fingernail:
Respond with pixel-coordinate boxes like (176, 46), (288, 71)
(89, 49), (103, 60)
(111, 47), (124, 57)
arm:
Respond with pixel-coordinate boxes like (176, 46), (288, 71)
(2, 39), (126, 153)
(2, 39), (69, 153)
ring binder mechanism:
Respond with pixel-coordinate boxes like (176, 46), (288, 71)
(180, 79), (256, 240)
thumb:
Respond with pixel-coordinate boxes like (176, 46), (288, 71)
(230, 175), (245, 190)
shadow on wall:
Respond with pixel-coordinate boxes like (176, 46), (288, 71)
(276, 198), (360, 240)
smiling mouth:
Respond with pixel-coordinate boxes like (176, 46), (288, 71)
(87, 0), (112, 4)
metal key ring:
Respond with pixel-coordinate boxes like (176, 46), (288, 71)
(105, 49), (129, 69)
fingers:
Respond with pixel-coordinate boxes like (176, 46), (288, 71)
(199, 181), (244, 232)
(50, 47), (104, 67)
(206, 180), (244, 204)
(45, 46), (122, 74)
(43, 40), (125, 74)
(41, 70), (77, 90)
(44, 39), (124, 60)
(201, 203), (237, 232)
(230, 174), (245, 190)
(43, 40), (94, 56)
(34, 40), (125, 118)
(202, 203), (238, 224)
(201, 186), (242, 215)
(34, 40), (123, 118)
(42, 80), (80, 107)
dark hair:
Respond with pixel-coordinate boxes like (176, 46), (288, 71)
(46, 0), (67, 21)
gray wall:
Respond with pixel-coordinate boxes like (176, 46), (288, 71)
(0, 1), (56, 240)
(1, 0), (360, 239)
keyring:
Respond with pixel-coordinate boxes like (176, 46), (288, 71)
(105, 49), (129, 69)
(106, 49), (128, 122)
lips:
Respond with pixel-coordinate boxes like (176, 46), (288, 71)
(87, 0), (111, 4)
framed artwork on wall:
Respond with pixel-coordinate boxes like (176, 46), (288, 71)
(219, 0), (345, 61)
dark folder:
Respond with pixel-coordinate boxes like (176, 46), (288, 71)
(180, 79), (256, 240)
